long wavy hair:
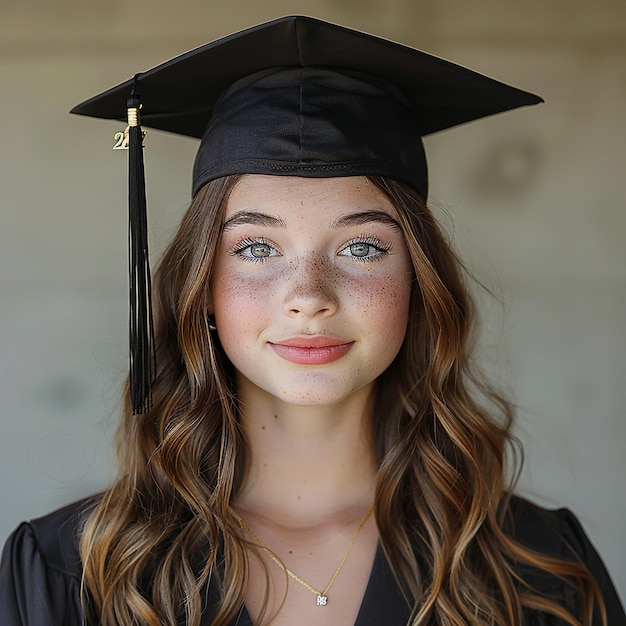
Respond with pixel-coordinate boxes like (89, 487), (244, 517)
(79, 174), (605, 626)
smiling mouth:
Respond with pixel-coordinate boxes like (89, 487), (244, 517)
(268, 339), (354, 365)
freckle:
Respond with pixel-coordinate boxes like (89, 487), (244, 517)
(297, 495), (301, 500)
(289, 550), (293, 554)
(261, 425), (266, 430)
(263, 463), (268, 467)
(273, 414), (278, 419)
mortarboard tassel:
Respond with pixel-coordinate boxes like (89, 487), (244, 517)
(125, 86), (155, 414)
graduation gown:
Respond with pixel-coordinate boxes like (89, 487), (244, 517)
(1, 497), (624, 625)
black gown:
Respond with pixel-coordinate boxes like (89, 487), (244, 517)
(1, 496), (624, 625)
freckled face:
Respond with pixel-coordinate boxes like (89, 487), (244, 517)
(210, 175), (413, 408)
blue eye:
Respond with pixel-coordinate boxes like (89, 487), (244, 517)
(338, 237), (390, 261)
(231, 238), (280, 262)
(248, 242), (272, 258)
(347, 242), (372, 257)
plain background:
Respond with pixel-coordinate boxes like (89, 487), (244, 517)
(1, 0), (624, 606)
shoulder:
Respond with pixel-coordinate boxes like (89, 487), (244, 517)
(0, 498), (97, 625)
(505, 495), (618, 572)
(505, 494), (587, 558)
(505, 495), (626, 624)
(18, 498), (94, 578)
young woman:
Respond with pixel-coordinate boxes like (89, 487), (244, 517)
(1, 16), (624, 626)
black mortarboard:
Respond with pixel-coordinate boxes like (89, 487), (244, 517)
(71, 15), (542, 413)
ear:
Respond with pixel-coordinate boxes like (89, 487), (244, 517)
(205, 295), (217, 331)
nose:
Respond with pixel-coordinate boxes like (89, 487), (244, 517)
(283, 257), (339, 319)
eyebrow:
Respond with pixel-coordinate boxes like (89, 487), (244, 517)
(331, 211), (401, 230)
(222, 211), (286, 231)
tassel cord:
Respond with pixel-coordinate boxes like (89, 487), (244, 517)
(127, 92), (155, 414)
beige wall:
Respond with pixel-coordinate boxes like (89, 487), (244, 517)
(1, 0), (624, 603)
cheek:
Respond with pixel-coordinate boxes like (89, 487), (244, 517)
(212, 271), (272, 331)
(350, 272), (412, 337)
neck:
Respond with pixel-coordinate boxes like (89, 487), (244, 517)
(234, 381), (377, 524)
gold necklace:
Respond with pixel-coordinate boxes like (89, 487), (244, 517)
(234, 505), (373, 606)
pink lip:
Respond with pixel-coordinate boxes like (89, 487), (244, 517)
(269, 336), (354, 365)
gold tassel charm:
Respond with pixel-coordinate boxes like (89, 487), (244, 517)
(113, 106), (146, 150)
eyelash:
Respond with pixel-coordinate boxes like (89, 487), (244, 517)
(228, 236), (391, 263)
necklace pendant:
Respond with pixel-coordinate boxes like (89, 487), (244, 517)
(316, 595), (328, 606)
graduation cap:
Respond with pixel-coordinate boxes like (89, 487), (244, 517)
(71, 15), (542, 414)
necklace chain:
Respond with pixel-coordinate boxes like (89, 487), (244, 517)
(234, 505), (373, 606)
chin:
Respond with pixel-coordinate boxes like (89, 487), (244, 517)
(269, 377), (375, 409)
(236, 368), (379, 411)
(275, 391), (351, 407)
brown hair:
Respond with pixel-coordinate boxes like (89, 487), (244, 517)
(80, 174), (605, 625)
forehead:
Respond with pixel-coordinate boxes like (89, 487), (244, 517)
(224, 175), (398, 222)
